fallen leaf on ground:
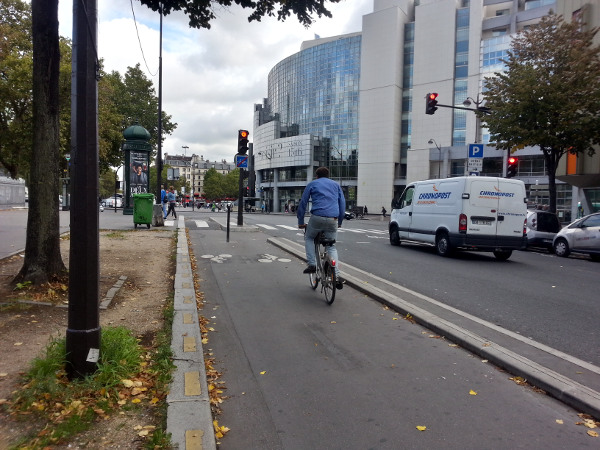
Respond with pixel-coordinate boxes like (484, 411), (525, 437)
(416, 425), (426, 431)
(469, 390), (477, 395)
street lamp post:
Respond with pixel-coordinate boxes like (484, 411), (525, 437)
(182, 146), (189, 208)
(463, 94), (485, 144)
(428, 139), (442, 179)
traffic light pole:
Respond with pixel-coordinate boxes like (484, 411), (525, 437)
(237, 168), (244, 226)
(434, 103), (491, 114)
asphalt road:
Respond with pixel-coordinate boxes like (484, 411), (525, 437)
(187, 216), (597, 449)
(235, 213), (600, 367)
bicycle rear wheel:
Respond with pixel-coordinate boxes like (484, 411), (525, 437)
(309, 240), (321, 290)
(322, 262), (336, 305)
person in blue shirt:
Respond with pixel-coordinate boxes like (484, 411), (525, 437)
(297, 167), (345, 289)
(166, 186), (177, 219)
(160, 185), (167, 218)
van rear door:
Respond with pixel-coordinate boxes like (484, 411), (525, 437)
(467, 178), (525, 246)
(496, 178), (527, 242)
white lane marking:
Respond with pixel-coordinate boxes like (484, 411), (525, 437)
(194, 220), (209, 227)
(256, 224), (277, 230)
(258, 254), (292, 263)
(200, 254), (232, 264)
(277, 225), (298, 230)
(164, 220), (175, 226)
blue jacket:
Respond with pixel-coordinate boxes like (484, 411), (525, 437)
(297, 177), (345, 227)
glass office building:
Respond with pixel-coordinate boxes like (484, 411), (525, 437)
(254, 33), (361, 212)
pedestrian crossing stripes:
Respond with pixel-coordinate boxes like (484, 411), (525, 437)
(194, 220), (209, 228)
(255, 224), (387, 235)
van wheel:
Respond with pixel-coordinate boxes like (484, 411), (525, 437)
(435, 232), (452, 257)
(493, 250), (512, 261)
(389, 226), (401, 246)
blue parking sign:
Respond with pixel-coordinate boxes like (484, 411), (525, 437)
(468, 144), (484, 158)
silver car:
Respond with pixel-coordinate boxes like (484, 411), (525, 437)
(553, 212), (600, 261)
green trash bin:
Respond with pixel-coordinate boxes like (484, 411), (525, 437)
(133, 193), (155, 229)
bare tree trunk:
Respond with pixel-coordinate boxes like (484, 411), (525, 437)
(15, 0), (66, 284)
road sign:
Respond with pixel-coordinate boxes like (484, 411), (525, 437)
(468, 157), (483, 172)
(236, 155), (248, 168)
(468, 143), (484, 158)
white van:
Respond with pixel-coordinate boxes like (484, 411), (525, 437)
(389, 176), (527, 260)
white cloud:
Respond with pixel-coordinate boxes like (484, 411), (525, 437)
(59, 0), (373, 163)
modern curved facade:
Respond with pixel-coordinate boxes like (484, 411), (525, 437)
(254, 33), (361, 212)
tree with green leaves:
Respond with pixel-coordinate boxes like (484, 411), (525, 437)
(139, 0), (341, 29)
(0, 0), (33, 180)
(481, 14), (600, 214)
(202, 167), (224, 200)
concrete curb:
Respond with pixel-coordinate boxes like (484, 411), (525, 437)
(267, 236), (600, 419)
(166, 216), (217, 450)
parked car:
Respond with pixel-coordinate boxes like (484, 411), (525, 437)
(525, 210), (561, 251)
(102, 196), (122, 208)
(553, 212), (600, 261)
(344, 211), (355, 220)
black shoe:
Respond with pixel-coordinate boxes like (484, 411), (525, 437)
(336, 278), (344, 290)
(303, 265), (316, 274)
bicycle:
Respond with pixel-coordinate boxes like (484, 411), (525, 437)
(308, 231), (337, 305)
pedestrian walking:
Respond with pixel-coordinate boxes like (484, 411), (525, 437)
(166, 186), (177, 219)
(160, 185), (167, 218)
(381, 206), (387, 218)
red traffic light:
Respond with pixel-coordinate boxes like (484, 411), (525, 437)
(237, 129), (250, 155)
(426, 93), (439, 115)
(506, 156), (518, 178)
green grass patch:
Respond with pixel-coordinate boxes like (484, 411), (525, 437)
(8, 325), (175, 449)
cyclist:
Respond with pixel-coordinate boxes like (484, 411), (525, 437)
(297, 167), (345, 289)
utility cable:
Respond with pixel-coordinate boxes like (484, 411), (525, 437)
(130, 0), (158, 77)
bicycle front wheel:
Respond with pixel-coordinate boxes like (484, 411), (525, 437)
(322, 262), (336, 305)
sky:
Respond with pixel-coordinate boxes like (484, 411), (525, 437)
(57, 0), (373, 164)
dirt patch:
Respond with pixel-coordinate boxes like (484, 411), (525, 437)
(0, 229), (176, 449)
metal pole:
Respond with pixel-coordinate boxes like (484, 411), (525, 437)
(226, 204), (231, 242)
(156, 6), (163, 205)
(237, 168), (244, 226)
(67, 0), (100, 379)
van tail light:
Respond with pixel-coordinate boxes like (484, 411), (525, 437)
(523, 218), (527, 236)
(459, 214), (467, 233)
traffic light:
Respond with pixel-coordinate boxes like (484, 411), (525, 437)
(237, 129), (249, 155)
(426, 93), (438, 115)
(506, 156), (518, 178)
